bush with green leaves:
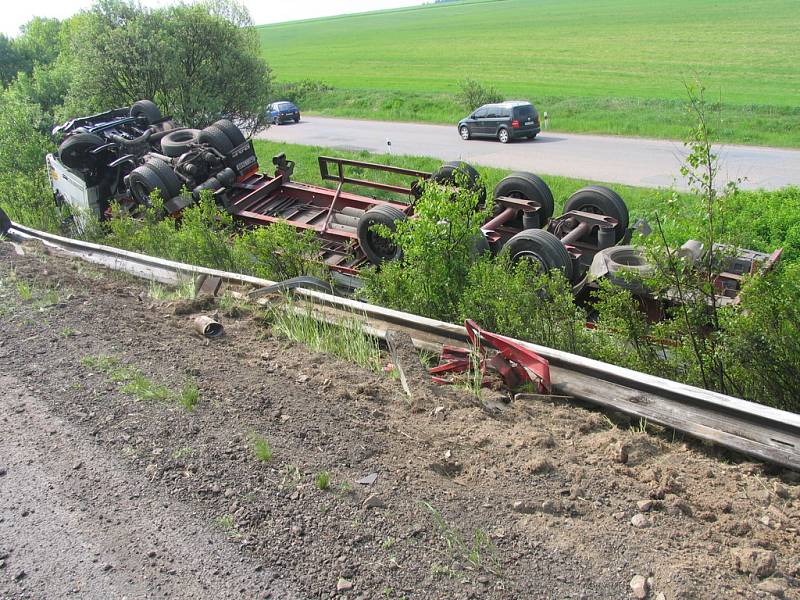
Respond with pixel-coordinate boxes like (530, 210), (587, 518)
(455, 78), (503, 110)
(270, 79), (333, 107)
(458, 254), (589, 354)
(362, 179), (492, 323)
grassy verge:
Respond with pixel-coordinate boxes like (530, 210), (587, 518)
(293, 89), (800, 148)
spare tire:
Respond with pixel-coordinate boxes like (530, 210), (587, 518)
(160, 128), (201, 157)
(357, 204), (408, 265)
(130, 100), (162, 125)
(502, 228), (574, 282)
(0, 206), (11, 235)
(431, 161), (486, 208)
(591, 245), (655, 293)
(58, 133), (105, 170)
(493, 172), (555, 224)
(198, 125), (233, 153)
(563, 186), (629, 243)
(211, 119), (246, 147)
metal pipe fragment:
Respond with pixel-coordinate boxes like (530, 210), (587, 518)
(194, 315), (223, 338)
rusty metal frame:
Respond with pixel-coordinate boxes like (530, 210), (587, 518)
(318, 156), (430, 197)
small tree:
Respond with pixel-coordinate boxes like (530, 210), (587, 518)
(455, 78), (502, 110)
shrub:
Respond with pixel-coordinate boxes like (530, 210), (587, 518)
(455, 78), (502, 110)
(233, 220), (326, 281)
(362, 178), (492, 322)
(271, 79), (333, 106)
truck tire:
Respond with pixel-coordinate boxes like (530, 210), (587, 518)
(128, 160), (180, 206)
(58, 133), (105, 170)
(493, 172), (554, 223)
(198, 125), (233, 154)
(160, 128), (200, 157)
(0, 206), (11, 235)
(130, 100), (162, 125)
(502, 228), (574, 281)
(564, 186), (629, 243)
(211, 119), (246, 147)
(144, 158), (181, 198)
(357, 204), (408, 265)
(431, 161), (486, 208)
(593, 245), (655, 293)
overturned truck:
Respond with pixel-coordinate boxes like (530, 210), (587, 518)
(45, 100), (777, 309)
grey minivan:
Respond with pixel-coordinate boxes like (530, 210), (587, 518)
(457, 101), (540, 143)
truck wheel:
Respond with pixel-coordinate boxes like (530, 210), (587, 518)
(58, 133), (105, 170)
(212, 119), (246, 147)
(493, 172), (554, 223)
(144, 158), (181, 198)
(564, 186), (629, 243)
(198, 124), (233, 153)
(431, 161), (486, 208)
(160, 128), (200, 157)
(593, 245), (655, 293)
(0, 206), (11, 235)
(130, 100), (162, 125)
(502, 228), (574, 281)
(128, 161), (180, 206)
(357, 204), (407, 265)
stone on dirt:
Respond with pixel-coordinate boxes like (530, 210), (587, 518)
(731, 547), (777, 578)
(757, 578), (787, 598)
(637, 500), (653, 512)
(611, 441), (629, 464)
(630, 513), (650, 528)
(512, 500), (536, 515)
(385, 330), (440, 407)
(336, 577), (353, 592)
(629, 574), (648, 599)
(362, 494), (385, 509)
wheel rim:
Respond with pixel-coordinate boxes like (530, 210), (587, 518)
(499, 130), (508, 143)
(366, 229), (397, 260)
(513, 250), (548, 273)
(460, 127), (469, 140)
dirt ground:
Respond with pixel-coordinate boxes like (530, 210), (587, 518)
(1, 241), (799, 600)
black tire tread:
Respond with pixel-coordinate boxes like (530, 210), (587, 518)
(58, 133), (105, 170)
(357, 204), (408, 265)
(144, 158), (181, 199)
(159, 128), (200, 157)
(564, 185), (629, 240)
(198, 125), (234, 153)
(130, 100), (161, 125)
(503, 228), (574, 281)
(493, 172), (554, 222)
(211, 119), (246, 147)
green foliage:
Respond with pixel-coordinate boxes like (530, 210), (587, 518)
(251, 435), (273, 462)
(234, 221), (326, 281)
(455, 78), (502, 110)
(270, 79), (333, 106)
(363, 180), (492, 323)
(64, 0), (271, 129)
(458, 255), (589, 354)
(270, 300), (383, 372)
(315, 471), (331, 490)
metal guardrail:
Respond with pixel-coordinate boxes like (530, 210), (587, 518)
(5, 220), (800, 471)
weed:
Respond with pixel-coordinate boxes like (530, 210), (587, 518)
(422, 501), (501, 576)
(148, 279), (196, 301)
(60, 326), (76, 337)
(178, 383), (200, 411)
(215, 514), (237, 534)
(172, 447), (193, 459)
(270, 300), (382, 372)
(15, 281), (33, 301)
(80, 354), (200, 410)
(336, 481), (354, 496)
(251, 434), (273, 462)
(315, 471), (331, 490)
(381, 537), (396, 550)
(630, 418), (649, 434)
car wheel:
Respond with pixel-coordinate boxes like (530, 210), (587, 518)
(293, 115), (300, 123)
(498, 128), (509, 144)
(459, 126), (471, 141)
(528, 133), (538, 140)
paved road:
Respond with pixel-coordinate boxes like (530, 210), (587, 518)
(256, 117), (800, 191)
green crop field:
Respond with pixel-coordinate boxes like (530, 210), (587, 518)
(258, 0), (800, 147)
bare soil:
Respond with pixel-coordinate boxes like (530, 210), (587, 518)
(1, 241), (799, 600)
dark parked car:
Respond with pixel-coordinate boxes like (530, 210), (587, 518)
(267, 101), (300, 125)
(458, 101), (540, 143)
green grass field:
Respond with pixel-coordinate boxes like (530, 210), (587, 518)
(258, 0), (800, 147)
